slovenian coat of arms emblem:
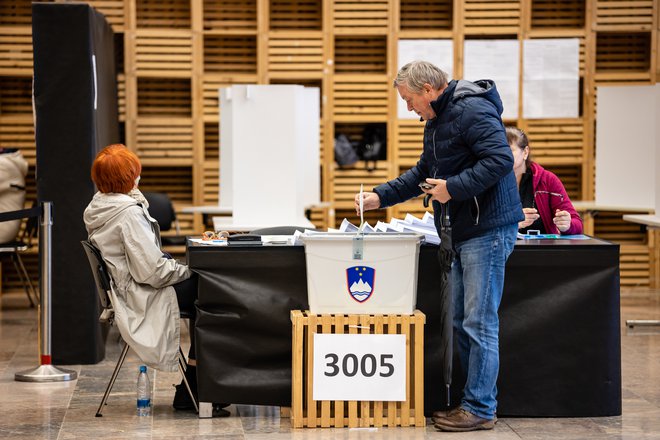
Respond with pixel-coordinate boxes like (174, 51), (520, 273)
(346, 266), (375, 303)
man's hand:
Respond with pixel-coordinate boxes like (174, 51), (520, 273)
(355, 191), (381, 216)
(422, 178), (451, 203)
(518, 207), (539, 229)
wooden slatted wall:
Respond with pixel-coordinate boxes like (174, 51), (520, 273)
(0, 2), (38, 294)
(400, 0), (453, 30)
(332, 0), (391, 33)
(595, 0), (655, 31)
(593, 211), (651, 287)
(462, 1), (521, 35)
(531, 0), (585, 28)
(204, 0), (257, 31)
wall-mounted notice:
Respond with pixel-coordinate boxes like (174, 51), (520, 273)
(397, 40), (453, 120)
(523, 38), (579, 119)
(464, 39), (519, 120)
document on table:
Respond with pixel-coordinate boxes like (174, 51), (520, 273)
(261, 235), (296, 245)
(517, 232), (591, 240)
(188, 238), (228, 246)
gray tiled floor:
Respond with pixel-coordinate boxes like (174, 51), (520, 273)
(1, 288), (659, 439)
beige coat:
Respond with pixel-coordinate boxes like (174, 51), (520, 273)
(0, 149), (28, 243)
(83, 190), (190, 371)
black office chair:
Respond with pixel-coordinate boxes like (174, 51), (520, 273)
(80, 240), (198, 416)
(142, 192), (186, 246)
(0, 209), (39, 307)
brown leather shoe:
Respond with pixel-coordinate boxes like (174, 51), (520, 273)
(431, 406), (460, 423)
(433, 407), (496, 432)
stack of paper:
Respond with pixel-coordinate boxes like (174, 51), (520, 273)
(337, 212), (440, 244)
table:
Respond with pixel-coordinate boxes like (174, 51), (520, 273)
(622, 214), (660, 228)
(571, 202), (651, 212)
(623, 214), (660, 326)
(188, 237), (621, 417)
(572, 201), (652, 236)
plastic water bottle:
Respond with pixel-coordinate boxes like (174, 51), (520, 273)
(136, 365), (151, 416)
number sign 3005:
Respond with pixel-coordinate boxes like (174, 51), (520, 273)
(312, 334), (406, 402)
(323, 353), (394, 378)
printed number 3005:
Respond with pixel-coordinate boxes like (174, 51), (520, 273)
(324, 353), (394, 378)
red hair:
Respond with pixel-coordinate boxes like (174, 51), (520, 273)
(91, 144), (142, 194)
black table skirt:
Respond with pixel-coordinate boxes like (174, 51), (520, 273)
(189, 238), (621, 417)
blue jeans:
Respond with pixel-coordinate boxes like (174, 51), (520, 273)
(450, 223), (517, 420)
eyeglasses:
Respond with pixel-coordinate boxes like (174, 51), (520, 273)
(202, 230), (229, 241)
(532, 190), (563, 210)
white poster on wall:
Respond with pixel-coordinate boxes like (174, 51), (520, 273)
(464, 39), (519, 120)
(523, 38), (579, 119)
(596, 85), (658, 210)
(397, 39), (453, 119)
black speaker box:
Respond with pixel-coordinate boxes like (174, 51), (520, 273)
(33, 2), (120, 364)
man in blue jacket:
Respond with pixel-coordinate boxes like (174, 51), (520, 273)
(356, 61), (523, 431)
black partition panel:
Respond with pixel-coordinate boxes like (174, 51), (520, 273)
(33, 3), (119, 364)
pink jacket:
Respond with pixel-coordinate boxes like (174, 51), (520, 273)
(530, 162), (583, 235)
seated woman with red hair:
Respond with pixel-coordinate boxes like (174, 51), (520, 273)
(83, 144), (228, 416)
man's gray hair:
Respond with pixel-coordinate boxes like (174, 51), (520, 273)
(393, 60), (449, 93)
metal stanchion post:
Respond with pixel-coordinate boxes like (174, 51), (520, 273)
(15, 201), (77, 382)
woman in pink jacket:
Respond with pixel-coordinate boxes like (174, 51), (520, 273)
(506, 127), (583, 235)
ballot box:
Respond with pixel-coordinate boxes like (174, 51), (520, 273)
(301, 233), (422, 314)
(290, 310), (426, 428)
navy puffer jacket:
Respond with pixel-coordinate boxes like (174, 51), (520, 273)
(374, 79), (523, 242)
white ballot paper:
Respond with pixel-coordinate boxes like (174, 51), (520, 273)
(464, 39), (519, 120)
(397, 39), (453, 119)
(523, 38), (579, 119)
(337, 213), (439, 244)
(359, 184), (364, 228)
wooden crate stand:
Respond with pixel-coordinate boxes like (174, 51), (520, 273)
(291, 310), (425, 428)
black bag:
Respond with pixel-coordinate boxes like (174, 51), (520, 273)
(357, 123), (386, 170)
(334, 133), (359, 167)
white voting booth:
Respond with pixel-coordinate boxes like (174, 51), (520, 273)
(218, 84), (319, 229)
(596, 84), (659, 210)
(600, 84), (660, 328)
